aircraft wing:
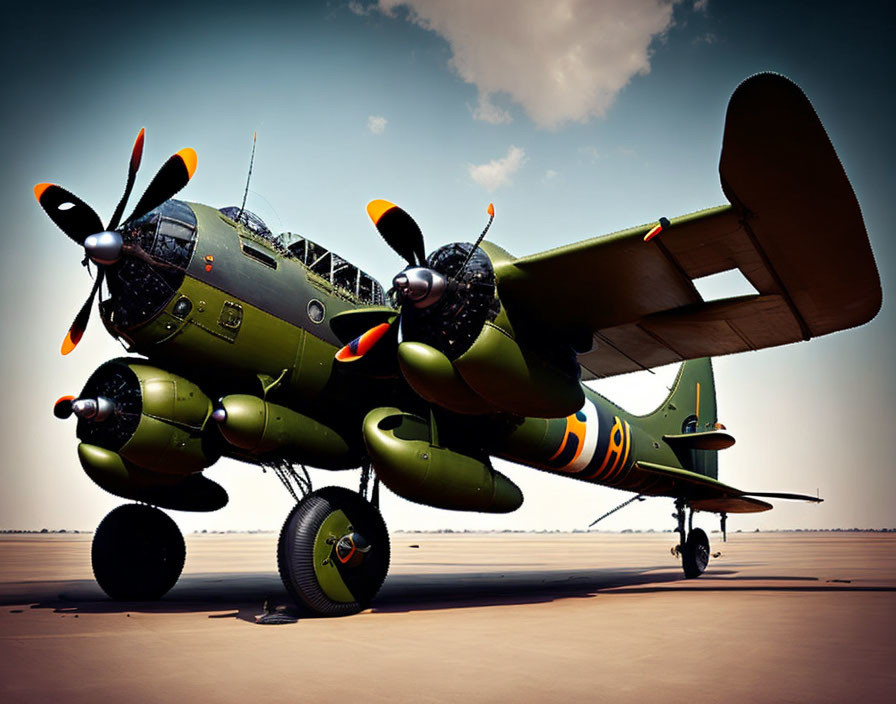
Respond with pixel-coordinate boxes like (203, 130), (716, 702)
(493, 73), (881, 379)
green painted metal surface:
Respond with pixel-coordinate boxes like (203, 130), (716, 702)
(312, 510), (356, 603)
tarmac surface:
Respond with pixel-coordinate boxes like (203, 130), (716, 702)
(1, 531), (893, 703)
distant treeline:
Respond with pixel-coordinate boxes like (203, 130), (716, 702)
(2, 527), (894, 535)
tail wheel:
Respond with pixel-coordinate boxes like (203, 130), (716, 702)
(92, 504), (185, 600)
(682, 527), (710, 578)
(278, 487), (390, 617)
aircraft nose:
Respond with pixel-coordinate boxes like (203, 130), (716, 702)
(84, 231), (123, 265)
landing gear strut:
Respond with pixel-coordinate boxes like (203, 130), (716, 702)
(673, 498), (710, 578)
(92, 504), (186, 600)
(278, 486), (390, 617)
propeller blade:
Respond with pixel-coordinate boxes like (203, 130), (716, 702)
(335, 322), (394, 362)
(61, 270), (104, 355)
(367, 199), (426, 267)
(53, 396), (75, 419)
(107, 127), (146, 230)
(125, 147), (197, 224)
(33, 183), (104, 245)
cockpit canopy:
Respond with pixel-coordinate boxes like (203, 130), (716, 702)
(281, 234), (386, 306)
(218, 207), (386, 306)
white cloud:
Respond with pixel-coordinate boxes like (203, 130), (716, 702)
(348, 1), (372, 16)
(693, 0), (708, 12)
(368, 115), (388, 134)
(375, 0), (676, 128)
(543, 169), (558, 182)
(469, 145), (527, 191)
(472, 92), (512, 124)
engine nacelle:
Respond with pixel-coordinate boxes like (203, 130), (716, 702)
(77, 443), (227, 511)
(362, 407), (523, 513)
(395, 241), (584, 419)
(214, 394), (358, 469)
(399, 326), (584, 418)
(76, 358), (219, 474)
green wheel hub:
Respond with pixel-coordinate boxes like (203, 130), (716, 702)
(278, 487), (390, 617)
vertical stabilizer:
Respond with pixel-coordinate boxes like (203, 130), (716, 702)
(648, 358), (719, 478)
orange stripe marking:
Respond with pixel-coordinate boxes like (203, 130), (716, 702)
(696, 382), (701, 422)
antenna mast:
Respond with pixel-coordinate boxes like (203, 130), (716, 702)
(236, 131), (257, 222)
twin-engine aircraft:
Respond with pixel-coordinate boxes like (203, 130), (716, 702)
(37, 73), (880, 616)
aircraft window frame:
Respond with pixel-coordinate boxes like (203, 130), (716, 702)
(307, 299), (326, 324)
(275, 232), (387, 306)
(240, 239), (278, 270)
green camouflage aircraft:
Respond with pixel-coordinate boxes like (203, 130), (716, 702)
(37, 73), (880, 616)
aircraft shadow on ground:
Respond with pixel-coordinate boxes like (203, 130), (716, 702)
(4, 565), (890, 625)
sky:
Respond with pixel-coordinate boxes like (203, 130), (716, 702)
(1, 0), (894, 534)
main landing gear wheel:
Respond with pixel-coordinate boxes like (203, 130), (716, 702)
(682, 527), (710, 578)
(278, 486), (390, 617)
(92, 504), (186, 600)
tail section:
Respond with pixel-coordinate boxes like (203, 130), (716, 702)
(646, 358), (720, 478)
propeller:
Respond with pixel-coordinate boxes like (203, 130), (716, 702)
(34, 129), (197, 354)
(367, 199), (426, 267)
(336, 200), (495, 363)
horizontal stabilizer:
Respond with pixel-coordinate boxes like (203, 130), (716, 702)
(742, 490), (822, 503)
(634, 461), (822, 513)
(663, 430), (735, 451)
(689, 497), (772, 514)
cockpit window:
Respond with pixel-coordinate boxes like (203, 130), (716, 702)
(218, 207), (272, 239)
(278, 232), (386, 306)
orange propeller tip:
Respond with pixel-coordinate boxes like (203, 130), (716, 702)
(60, 335), (77, 356)
(177, 148), (198, 179)
(33, 182), (52, 201)
(366, 199), (396, 225)
(487, 203), (495, 217)
(131, 128), (146, 169)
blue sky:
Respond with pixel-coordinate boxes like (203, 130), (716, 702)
(2, 1), (894, 532)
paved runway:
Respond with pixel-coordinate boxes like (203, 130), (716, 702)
(1, 532), (893, 702)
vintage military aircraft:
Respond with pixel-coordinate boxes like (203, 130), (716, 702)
(37, 73), (880, 616)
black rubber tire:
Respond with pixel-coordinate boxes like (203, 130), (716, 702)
(682, 527), (710, 578)
(92, 504), (185, 600)
(278, 487), (390, 617)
